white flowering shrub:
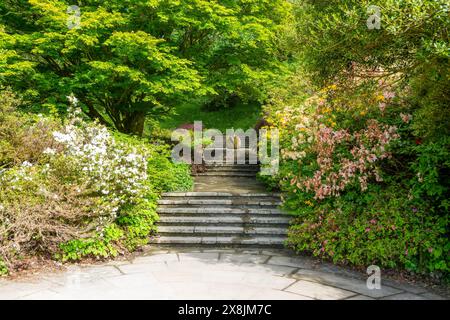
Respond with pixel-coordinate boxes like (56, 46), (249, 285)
(51, 101), (150, 221)
(0, 92), (192, 274)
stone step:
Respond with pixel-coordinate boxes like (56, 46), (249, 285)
(158, 225), (288, 236)
(203, 147), (257, 152)
(162, 192), (281, 198)
(203, 169), (259, 174)
(157, 199), (282, 206)
(159, 197), (281, 202)
(157, 207), (285, 215)
(161, 196), (281, 203)
(150, 235), (286, 247)
(204, 161), (260, 166)
(157, 215), (291, 225)
(205, 165), (259, 171)
(194, 172), (257, 177)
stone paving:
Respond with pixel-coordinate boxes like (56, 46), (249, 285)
(194, 176), (267, 193)
(0, 248), (446, 300)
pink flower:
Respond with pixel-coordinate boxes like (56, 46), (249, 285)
(365, 228), (371, 233)
(428, 248), (433, 254)
(383, 90), (396, 100)
(370, 219), (377, 224)
(367, 154), (377, 163)
(400, 113), (412, 124)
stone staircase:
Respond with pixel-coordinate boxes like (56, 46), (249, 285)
(194, 164), (259, 178)
(151, 143), (290, 248)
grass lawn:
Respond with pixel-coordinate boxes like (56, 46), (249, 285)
(157, 101), (262, 132)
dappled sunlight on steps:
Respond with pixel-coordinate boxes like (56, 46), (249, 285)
(152, 160), (290, 247)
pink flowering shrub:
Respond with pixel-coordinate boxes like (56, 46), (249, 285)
(265, 84), (400, 200)
(300, 120), (399, 199)
(288, 185), (449, 271)
(260, 76), (449, 276)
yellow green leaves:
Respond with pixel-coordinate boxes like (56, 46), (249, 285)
(28, 0), (68, 30)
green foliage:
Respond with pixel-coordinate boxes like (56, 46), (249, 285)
(288, 186), (449, 274)
(0, 90), (193, 269)
(0, 0), (292, 135)
(147, 145), (193, 194)
(264, 79), (450, 276)
(116, 208), (158, 251)
(260, 0), (449, 277)
(293, 0), (449, 140)
(58, 224), (124, 262)
(155, 100), (262, 133)
(0, 257), (7, 276)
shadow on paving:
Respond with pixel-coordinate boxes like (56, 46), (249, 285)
(0, 248), (446, 300)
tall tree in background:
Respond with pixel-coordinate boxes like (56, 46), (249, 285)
(293, 0), (449, 139)
(0, 0), (292, 135)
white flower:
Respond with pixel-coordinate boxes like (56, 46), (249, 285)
(43, 148), (57, 155)
(53, 131), (72, 143)
(21, 161), (33, 167)
(67, 94), (79, 106)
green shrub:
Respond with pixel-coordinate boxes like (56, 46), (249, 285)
(58, 224), (124, 262)
(0, 0), (292, 135)
(0, 88), (61, 167)
(262, 76), (449, 276)
(0, 257), (7, 276)
(288, 185), (449, 274)
(0, 91), (193, 270)
(258, 0), (449, 278)
(147, 145), (193, 194)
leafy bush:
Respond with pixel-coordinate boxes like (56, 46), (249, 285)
(256, 0), (450, 278)
(261, 65), (448, 276)
(288, 185), (449, 273)
(147, 146), (193, 194)
(0, 256), (7, 276)
(0, 88), (61, 167)
(0, 91), (193, 272)
(0, 0), (293, 135)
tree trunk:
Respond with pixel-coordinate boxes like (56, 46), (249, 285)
(83, 101), (111, 127)
(122, 111), (146, 136)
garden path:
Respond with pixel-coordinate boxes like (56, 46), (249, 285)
(0, 248), (445, 300)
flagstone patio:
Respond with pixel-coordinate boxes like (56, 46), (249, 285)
(0, 248), (446, 300)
